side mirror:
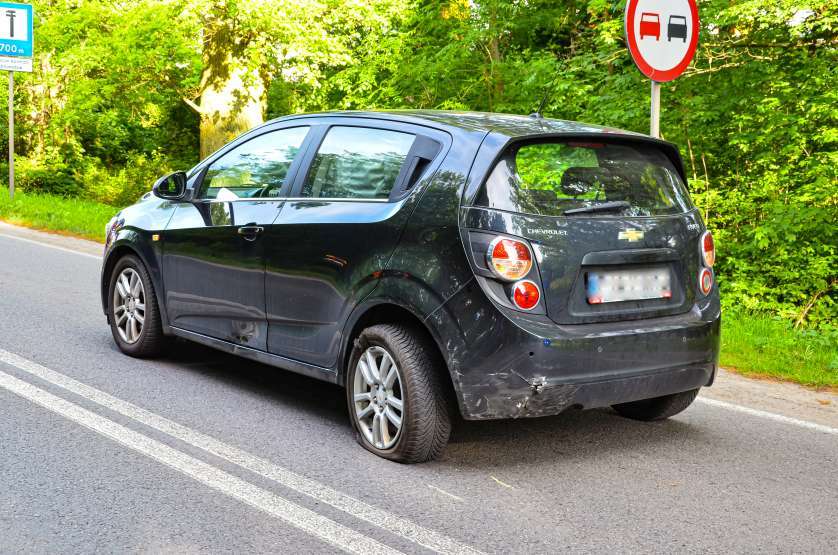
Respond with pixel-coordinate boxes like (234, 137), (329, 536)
(152, 171), (189, 200)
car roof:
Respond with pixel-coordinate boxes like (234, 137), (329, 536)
(272, 110), (648, 141)
(264, 110), (686, 181)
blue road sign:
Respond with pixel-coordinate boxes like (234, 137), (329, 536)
(0, 2), (33, 58)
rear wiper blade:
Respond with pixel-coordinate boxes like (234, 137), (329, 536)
(563, 201), (631, 215)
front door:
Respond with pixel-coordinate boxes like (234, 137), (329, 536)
(162, 126), (311, 350)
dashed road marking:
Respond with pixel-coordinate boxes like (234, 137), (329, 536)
(428, 485), (465, 502)
(489, 476), (514, 489)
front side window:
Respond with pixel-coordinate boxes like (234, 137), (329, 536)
(477, 141), (692, 217)
(199, 126), (309, 200)
(301, 126), (415, 200)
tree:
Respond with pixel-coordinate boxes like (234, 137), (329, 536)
(9, 0), (836, 324)
(184, 0), (409, 158)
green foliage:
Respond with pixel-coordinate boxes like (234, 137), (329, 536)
(3, 0), (835, 329)
(0, 191), (115, 241)
(13, 156), (81, 197)
(77, 152), (176, 207)
(316, 0), (837, 326)
(721, 310), (838, 388)
(10, 0), (200, 200)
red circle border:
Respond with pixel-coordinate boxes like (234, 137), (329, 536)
(625, 0), (699, 82)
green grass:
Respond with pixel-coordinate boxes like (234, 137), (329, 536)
(721, 311), (838, 389)
(0, 191), (115, 242)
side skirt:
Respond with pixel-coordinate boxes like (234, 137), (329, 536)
(169, 326), (340, 385)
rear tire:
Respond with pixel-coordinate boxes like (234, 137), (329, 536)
(612, 388), (699, 421)
(346, 324), (451, 463)
(107, 255), (166, 358)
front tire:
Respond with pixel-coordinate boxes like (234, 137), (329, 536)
(346, 324), (451, 463)
(612, 388), (699, 421)
(107, 255), (166, 358)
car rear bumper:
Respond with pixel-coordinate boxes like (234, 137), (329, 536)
(430, 280), (721, 420)
(460, 361), (716, 420)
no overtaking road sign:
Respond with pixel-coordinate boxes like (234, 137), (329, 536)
(624, 0), (699, 138)
(625, 0), (699, 82)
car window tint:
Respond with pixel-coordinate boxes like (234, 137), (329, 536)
(478, 141), (692, 217)
(200, 126), (309, 200)
(301, 127), (415, 200)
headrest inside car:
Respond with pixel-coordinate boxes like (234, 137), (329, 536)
(560, 167), (613, 196)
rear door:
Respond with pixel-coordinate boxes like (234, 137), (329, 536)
(466, 136), (705, 325)
(162, 125), (311, 349)
(263, 120), (443, 367)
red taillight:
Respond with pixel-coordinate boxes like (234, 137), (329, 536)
(487, 237), (533, 281)
(699, 268), (713, 296)
(700, 231), (715, 267)
(511, 280), (540, 310)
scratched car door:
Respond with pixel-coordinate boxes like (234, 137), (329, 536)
(162, 126), (311, 350)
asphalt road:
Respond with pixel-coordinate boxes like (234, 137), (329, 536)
(0, 227), (836, 554)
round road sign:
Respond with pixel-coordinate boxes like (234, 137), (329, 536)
(625, 0), (699, 82)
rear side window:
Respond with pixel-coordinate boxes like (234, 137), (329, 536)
(301, 126), (415, 200)
(477, 141), (692, 217)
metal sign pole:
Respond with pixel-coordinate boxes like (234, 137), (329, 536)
(650, 80), (661, 138)
(8, 70), (13, 200)
(0, 2), (34, 200)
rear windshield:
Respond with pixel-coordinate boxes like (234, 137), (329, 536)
(476, 141), (692, 217)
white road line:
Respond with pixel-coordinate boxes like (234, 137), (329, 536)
(0, 368), (400, 555)
(0, 349), (483, 555)
(0, 231), (102, 260)
(427, 485), (465, 503)
(697, 397), (838, 435)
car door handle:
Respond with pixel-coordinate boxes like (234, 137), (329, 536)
(237, 225), (264, 241)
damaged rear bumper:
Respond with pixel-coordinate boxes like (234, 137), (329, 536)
(430, 279), (721, 420)
(461, 362), (715, 420)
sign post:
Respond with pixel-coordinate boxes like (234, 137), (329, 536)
(625, 0), (699, 138)
(0, 2), (33, 200)
(8, 69), (12, 199)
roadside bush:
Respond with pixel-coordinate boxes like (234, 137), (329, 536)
(15, 156), (83, 198)
(78, 153), (174, 207)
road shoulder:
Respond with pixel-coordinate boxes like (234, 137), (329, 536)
(702, 369), (838, 429)
(0, 220), (103, 257)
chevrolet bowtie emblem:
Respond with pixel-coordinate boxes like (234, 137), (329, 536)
(618, 229), (644, 242)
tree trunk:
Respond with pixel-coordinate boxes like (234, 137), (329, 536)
(485, 4), (503, 111)
(196, 58), (265, 159)
(191, 3), (266, 159)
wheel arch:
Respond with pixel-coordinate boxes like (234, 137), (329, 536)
(339, 301), (460, 415)
(101, 237), (171, 333)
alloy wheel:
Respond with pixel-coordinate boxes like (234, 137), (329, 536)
(353, 346), (404, 450)
(112, 268), (146, 344)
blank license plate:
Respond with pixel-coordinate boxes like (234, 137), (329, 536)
(586, 267), (672, 304)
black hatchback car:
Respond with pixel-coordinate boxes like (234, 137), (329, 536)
(101, 111), (720, 463)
